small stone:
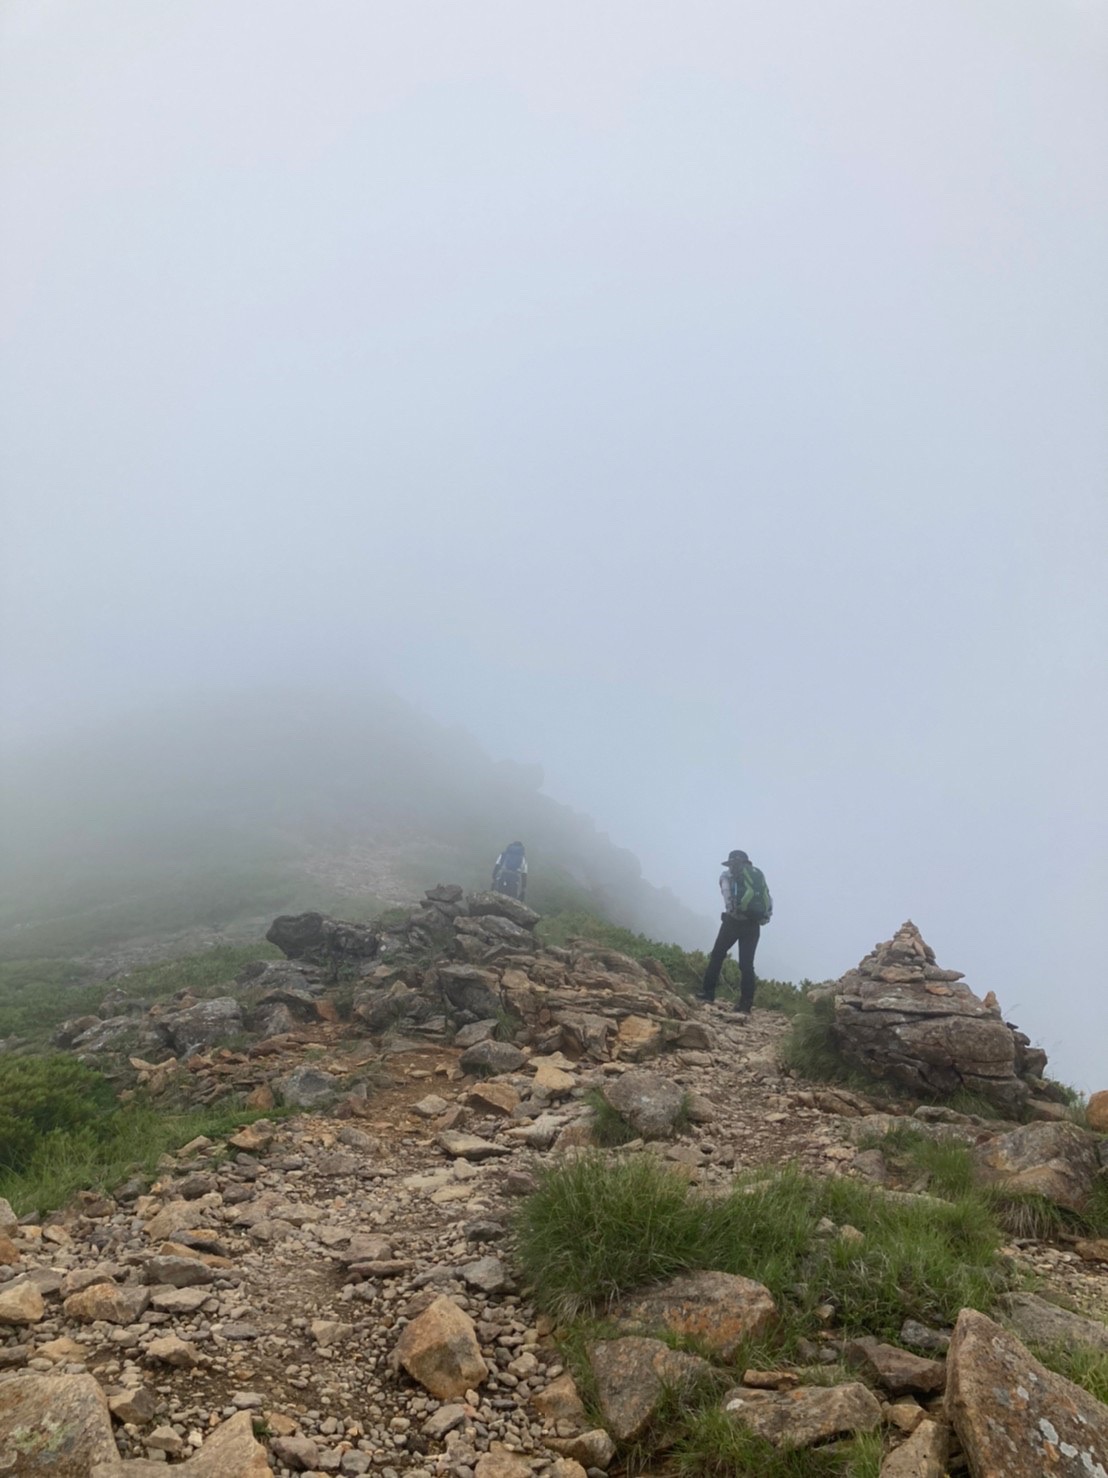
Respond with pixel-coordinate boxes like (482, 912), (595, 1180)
(0, 1279), (45, 1324)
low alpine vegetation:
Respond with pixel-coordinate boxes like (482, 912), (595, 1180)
(515, 1152), (1007, 1337)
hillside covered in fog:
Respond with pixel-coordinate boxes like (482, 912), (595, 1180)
(0, 690), (708, 962)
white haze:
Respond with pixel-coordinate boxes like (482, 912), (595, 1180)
(1, 3), (1106, 1085)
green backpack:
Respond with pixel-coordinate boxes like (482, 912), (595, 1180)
(732, 864), (773, 924)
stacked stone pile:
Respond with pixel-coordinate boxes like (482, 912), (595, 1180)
(826, 921), (1054, 1116)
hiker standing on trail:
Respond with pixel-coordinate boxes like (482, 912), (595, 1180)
(699, 849), (772, 1016)
(492, 842), (528, 902)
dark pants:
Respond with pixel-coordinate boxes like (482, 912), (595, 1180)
(701, 918), (761, 1010)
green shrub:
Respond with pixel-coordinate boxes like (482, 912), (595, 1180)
(0, 1056), (116, 1174)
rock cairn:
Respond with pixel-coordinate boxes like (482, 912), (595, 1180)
(826, 921), (1053, 1116)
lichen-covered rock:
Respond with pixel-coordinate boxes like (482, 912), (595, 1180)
(946, 1307), (1108, 1477)
(0, 1372), (120, 1474)
(614, 1271), (777, 1357)
(972, 1121), (1102, 1212)
(159, 997), (244, 1057)
(722, 1381), (882, 1448)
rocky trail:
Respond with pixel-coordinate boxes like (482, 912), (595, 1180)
(3, 895), (1108, 1477)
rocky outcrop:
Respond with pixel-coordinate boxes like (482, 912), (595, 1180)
(996, 1292), (1108, 1354)
(827, 922), (1043, 1115)
(945, 1307), (1108, 1477)
(265, 911), (379, 969)
(972, 1121), (1103, 1213)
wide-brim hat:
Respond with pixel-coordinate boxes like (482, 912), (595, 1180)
(722, 849), (750, 866)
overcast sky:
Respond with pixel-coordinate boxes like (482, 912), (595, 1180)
(2, 2), (1106, 1087)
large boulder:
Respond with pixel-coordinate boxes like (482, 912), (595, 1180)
(602, 1069), (686, 1140)
(972, 1121), (1103, 1212)
(613, 1271), (777, 1358)
(392, 1294), (488, 1398)
(829, 922), (1036, 1114)
(159, 997), (243, 1057)
(589, 1337), (712, 1443)
(265, 911), (378, 967)
(0, 1372), (120, 1474)
(945, 1307), (1108, 1477)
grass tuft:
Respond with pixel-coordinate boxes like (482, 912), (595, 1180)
(515, 1153), (1008, 1336)
(1033, 1344), (1108, 1405)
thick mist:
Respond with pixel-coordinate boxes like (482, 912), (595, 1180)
(1, 3), (1106, 1086)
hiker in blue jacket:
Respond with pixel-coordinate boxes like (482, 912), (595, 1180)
(699, 849), (773, 1016)
(492, 842), (528, 902)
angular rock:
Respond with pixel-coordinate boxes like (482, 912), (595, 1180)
(145, 1333), (200, 1367)
(997, 1292), (1108, 1354)
(879, 1418), (949, 1478)
(467, 892), (540, 928)
(160, 997), (244, 1057)
(459, 1040), (526, 1076)
(0, 1372), (119, 1473)
(109, 1387), (160, 1424)
(460, 1256), (509, 1293)
(271, 1434), (319, 1470)
(972, 1120), (1102, 1212)
(723, 1381), (882, 1448)
(266, 911), (378, 967)
(143, 1254), (215, 1288)
(844, 1336), (945, 1396)
(0, 1196), (17, 1232)
(436, 1130), (511, 1161)
(92, 1409), (271, 1476)
(0, 1279), (45, 1324)
(533, 1062), (576, 1096)
(532, 1372), (588, 1428)
(467, 1082), (520, 1116)
(64, 1280), (150, 1324)
(615, 1016), (663, 1061)
(614, 1271), (777, 1358)
(946, 1307), (1108, 1478)
(589, 1336), (712, 1442)
(473, 1447), (532, 1478)
(548, 1431), (616, 1470)
(150, 1285), (212, 1314)
(602, 1069), (686, 1140)
(393, 1293), (488, 1398)
(276, 1064), (341, 1108)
